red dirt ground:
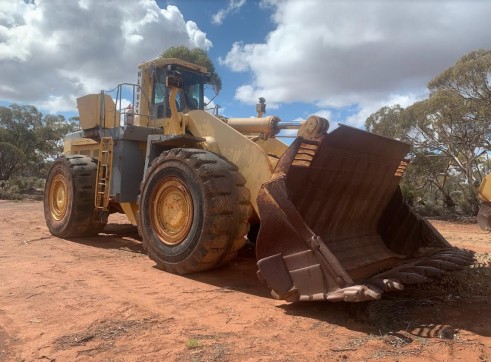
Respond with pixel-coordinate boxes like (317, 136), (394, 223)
(0, 200), (490, 361)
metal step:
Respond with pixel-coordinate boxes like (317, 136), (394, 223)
(95, 137), (113, 211)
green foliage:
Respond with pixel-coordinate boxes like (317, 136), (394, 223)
(366, 49), (491, 217)
(0, 142), (25, 180)
(0, 176), (45, 200)
(0, 104), (77, 182)
(185, 338), (200, 349)
(161, 46), (222, 94)
(366, 105), (409, 141)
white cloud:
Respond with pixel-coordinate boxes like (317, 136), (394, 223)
(344, 92), (424, 129)
(212, 0), (246, 25)
(222, 0), (491, 125)
(38, 95), (78, 114)
(0, 0), (212, 112)
(219, 41), (254, 72)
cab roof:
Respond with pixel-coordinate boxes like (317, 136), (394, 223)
(138, 57), (208, 75)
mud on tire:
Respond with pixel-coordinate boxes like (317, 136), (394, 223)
(138, 148), (251, 274)
(44, 155), (105, 238)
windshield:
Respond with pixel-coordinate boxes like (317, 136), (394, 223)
(152, 67), (206, 119)
(180, 70), (204, 110)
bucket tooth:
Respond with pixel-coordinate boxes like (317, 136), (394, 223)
(434, 255), (472, 267)
(402, 266), (444, 279)
(433, 250), (475, 265)
(417, 259), (461, 271)
(322, 285), (382, 302)
(388, 272), (432, 284)
(366, 278), (404, 292)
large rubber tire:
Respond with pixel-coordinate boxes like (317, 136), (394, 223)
(44, 155), (105, 238)
(138, 148), (251, 274)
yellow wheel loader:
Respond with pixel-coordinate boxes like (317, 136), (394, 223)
(477, 173), (491, 231)
(44, 58), (474, 302)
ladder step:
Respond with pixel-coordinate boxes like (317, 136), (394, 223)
(96, 137), (113, 210)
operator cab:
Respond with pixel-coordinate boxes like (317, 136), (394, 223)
(152, 66), (205, 118)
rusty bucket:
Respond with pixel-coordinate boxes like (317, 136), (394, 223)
(256, 125), (474, 302)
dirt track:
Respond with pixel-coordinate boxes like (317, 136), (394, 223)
(0, 200), (490, 361)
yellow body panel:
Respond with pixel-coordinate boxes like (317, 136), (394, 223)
(165, 87), (186, 135)
(226, 116), (279, 136)
(255, 137), (288, 170)
(77, 94), (119, 130)
(478, 173), (491, 202)
(140, 57), (207, 74)
(120, 202), (139, 225)
(255, 137), (288, 158)
(187, 110), (274, 213)
(63, 138), (99, 157)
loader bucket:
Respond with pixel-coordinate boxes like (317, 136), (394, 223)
(256, 125), (474, 302)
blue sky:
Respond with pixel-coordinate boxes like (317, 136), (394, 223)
(1, 0), (491, 129)
(159, 0), (282, 119)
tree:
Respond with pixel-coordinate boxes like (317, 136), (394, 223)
(365, 104), (411, 141)
(429, 49), (491, 112)
(0, 141), (25, 181)
(0, 104), (77, 181)
(38, 114), (78, 158)
(160, 46), (222, 95)
(365, 49), (491, 216)
(409, 91), (487, 183)
(401, 152), (457, 208)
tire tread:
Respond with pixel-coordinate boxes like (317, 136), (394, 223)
(138, 148), (251, 274)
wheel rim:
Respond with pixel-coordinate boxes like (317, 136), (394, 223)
(49, 173), (68, 221)
(151, 177), (194, 246)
